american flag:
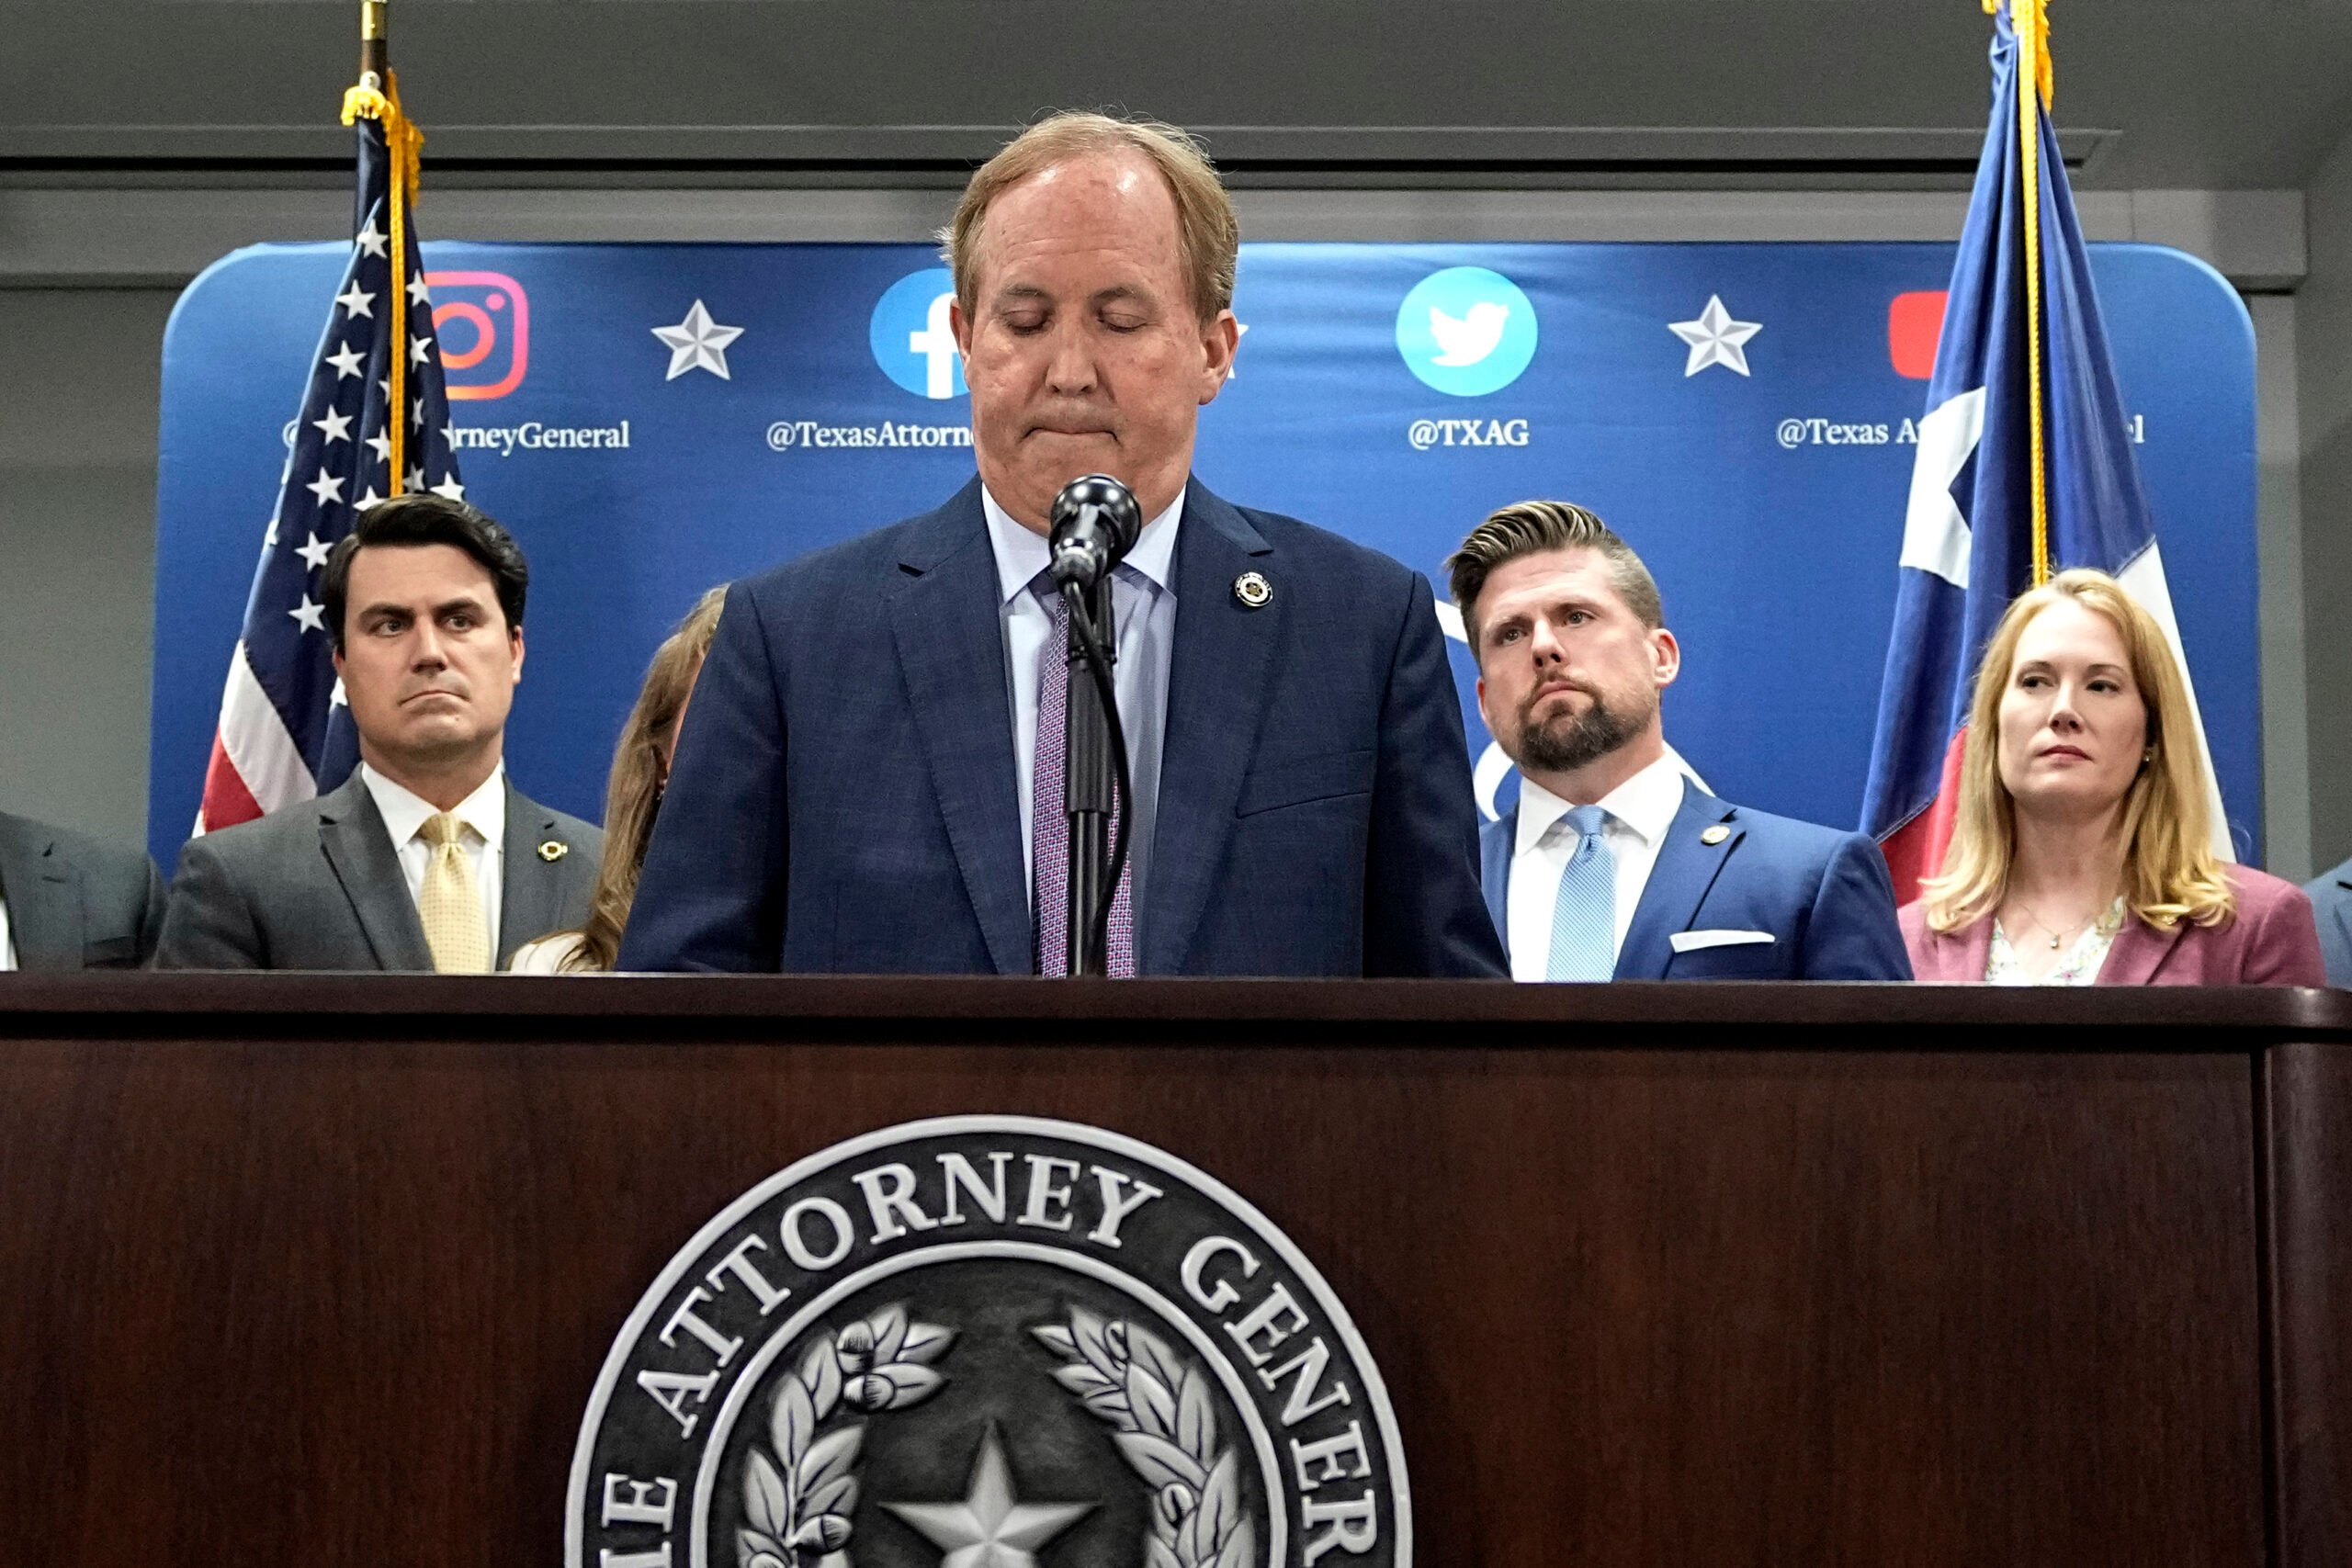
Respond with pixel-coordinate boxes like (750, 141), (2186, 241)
(197, 96), (463, 832)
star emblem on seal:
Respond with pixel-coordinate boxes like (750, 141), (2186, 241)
(883, 1427), (1091, 1567)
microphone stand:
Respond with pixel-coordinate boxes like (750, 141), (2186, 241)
(1061, 576), (1127, 976)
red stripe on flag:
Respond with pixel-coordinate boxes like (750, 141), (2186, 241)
(198, 730), (264, 833)
(1879, 728), (1969, 904)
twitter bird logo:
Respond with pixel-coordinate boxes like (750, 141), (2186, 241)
(1397, 268), (1538, 395)
(1429, 301), (1510, 367)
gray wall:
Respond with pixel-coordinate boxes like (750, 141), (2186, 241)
(0, 289), (174, 845)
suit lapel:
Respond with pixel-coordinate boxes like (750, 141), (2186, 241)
(498, 785), (578, 969)
(887, 481), (1031, 976)
(0, 814), (82, 969)
(2098, 911), (2184, 986)
(1142, 485), (1278, 975)
(1615, 782), (1739, 980)
(317, 776), (433, 971)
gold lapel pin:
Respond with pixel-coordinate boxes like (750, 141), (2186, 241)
(1700, 825), (1731, 846)
(1233, 571), (1272, 608)
(537, 840), (569, 863)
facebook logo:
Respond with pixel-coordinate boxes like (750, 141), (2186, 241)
(869, 268), (967, 399)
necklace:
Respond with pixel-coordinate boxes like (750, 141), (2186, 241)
(2010, 898), (2118, 951)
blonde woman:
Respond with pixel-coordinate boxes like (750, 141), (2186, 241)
(1902, 569), (2322, 986)
(509, 587), (726, 974)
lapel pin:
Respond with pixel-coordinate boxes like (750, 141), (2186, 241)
(1233, 571), (1272, 608)
(1700, 825), (1731, 846)
(537, 840), (569, 863)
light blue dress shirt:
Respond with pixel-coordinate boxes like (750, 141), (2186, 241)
(982, 484), (1182, 941)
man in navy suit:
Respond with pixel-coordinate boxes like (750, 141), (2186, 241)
(619, 113), (1502, 976)
(1450, 500), (1909, 981)
(2304, 853), (2352, 987)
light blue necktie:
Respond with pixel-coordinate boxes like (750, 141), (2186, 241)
(1545, 804), (1616, 982)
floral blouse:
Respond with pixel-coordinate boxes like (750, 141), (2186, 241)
(1986, 898), (2128, 987)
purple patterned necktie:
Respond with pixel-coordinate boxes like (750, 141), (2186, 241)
(1034, 581), (1136, 976)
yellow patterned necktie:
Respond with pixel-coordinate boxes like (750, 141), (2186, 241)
(417, 811), (492, 974)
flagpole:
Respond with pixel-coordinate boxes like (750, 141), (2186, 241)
(2004, 0), (2052, 585)
(345, 0), (413, 495)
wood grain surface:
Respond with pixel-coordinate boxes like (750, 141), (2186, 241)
(4, 976), (2342, 1567)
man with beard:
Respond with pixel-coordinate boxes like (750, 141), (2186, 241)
(1448, 501), (1908, 981)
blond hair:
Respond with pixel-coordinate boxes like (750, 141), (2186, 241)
(558, 586), (728, 973)
(940, 111), (1239, 323)
(1921, 568), (2232, 933)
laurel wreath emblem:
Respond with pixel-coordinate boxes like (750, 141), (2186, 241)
(1035, 1307), (1255, 1568)
(738, 1304), (954, 1568)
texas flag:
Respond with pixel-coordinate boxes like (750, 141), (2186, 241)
(1860, 0), (2231, 898)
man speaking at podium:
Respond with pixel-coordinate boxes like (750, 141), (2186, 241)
(621, 113), (1502, 976)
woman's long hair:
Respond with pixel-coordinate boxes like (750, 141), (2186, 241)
(1921, 569), (2233, 934)
(559, 586), (728, 971)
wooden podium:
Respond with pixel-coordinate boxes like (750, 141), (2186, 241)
(3, 976), (2346, 1566)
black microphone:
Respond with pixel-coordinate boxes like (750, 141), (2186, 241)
(1047, 475), (1143, 592)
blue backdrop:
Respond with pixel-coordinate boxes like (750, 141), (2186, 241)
(153, 241), (2257, 872)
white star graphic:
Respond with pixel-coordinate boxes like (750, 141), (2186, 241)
(356, 219), (388, 259)
(410, 333), (435, 367)
(356, 485), (385, 511)
(288, 595), (326, 634)
(304, 467), (345, 507)
(430, 476), (466, 502)
(364, 429), (392, 466)
(652, 299), (744, 381)
(296, 532), (334, 571)
(1668, 295), (1763, 378)
(325, 342), (367, 380)
(313, 408), (353, 446)
(882, 1429), (1091, 1568)
(404, 466), (425, 493)
(334, 282), (375, 321)
(408, 272), (433, 307)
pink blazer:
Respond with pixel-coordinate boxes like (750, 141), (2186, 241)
(1901, 865), (2327, 986)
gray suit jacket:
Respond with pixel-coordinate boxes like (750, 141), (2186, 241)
(2306, 854), (2352, 988)
(154, 773), (601, 971)
(0, 810), (166, 970)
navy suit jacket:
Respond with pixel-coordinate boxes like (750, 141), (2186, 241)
(1478, 777), (1912, 979)
(2304, 854), (2352, 987)
(620, 478), (1505, 977)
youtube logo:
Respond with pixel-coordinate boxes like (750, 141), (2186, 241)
(1888, 290), (1949, 380)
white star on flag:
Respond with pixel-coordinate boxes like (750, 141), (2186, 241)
(355, 219), (388, 259)
(313, 409), (353, 446)
(330, 678), (348, 708)
(408, 272), (433, 307)
(297, 532), (334, 571)
(326, 342), (367, 380)
(364, 430), (392, 465)
(410, 334), (435, 367)
(882, 1429), (1091, 1568)
(304, 467), (345, 507)
(356, 485), (385, 510)
(430, 476), (466, 502)
(264, 516), (279, 549)
(404, 467), (425, 493)
(1668, 295), (1763, 378)
(652, 299), (745, 381)
(334, 283), (375, 321)
(288, 595), (326, 634)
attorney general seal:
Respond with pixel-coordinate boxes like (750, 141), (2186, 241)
(569, 1116), (1409, 1568)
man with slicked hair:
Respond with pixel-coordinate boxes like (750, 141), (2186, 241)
(1451, 499), (1909, 981)
(157, 494), (599, 971)
(624, 112), (1501, 976)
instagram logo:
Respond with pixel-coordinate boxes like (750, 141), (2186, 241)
(425, 271), (529, 400)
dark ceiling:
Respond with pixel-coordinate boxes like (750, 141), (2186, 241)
(6, 2), (2351, 188)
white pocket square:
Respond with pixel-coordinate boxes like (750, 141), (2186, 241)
(1670, 929), (1777, 953)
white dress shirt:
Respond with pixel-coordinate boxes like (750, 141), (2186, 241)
(984, 483), (1181, 931)
(359, 761), (506, 950)
(0, 893), (15, 971)
(1508, 751), (1688, 983)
